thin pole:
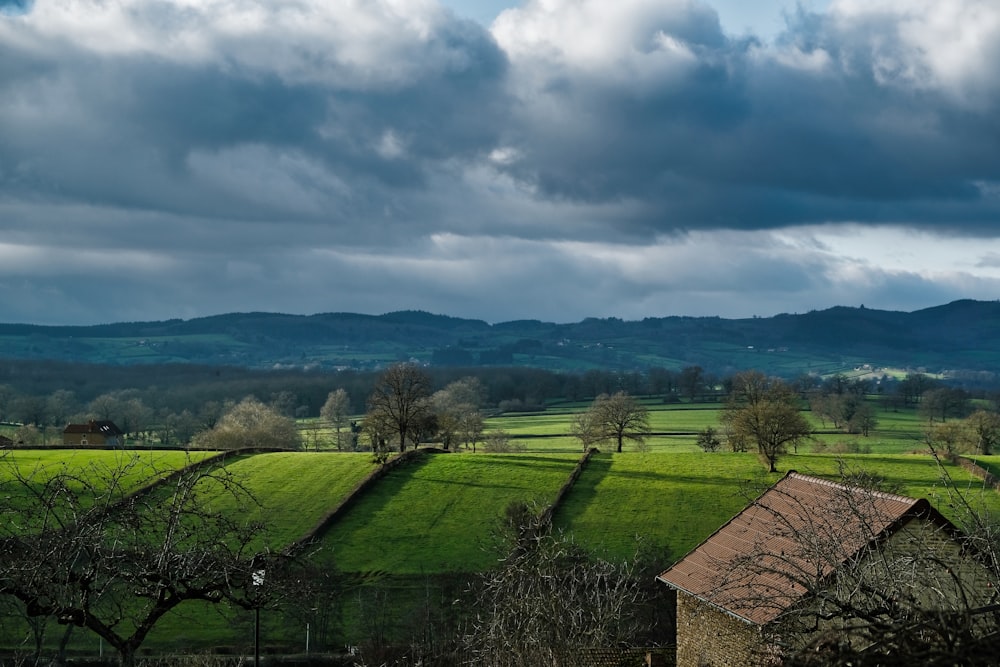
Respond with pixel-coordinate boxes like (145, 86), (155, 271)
(255, 606), (260, 666)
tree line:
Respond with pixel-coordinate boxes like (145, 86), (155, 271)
(4, 359), (1000, 458)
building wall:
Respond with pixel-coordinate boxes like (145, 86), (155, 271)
(764, 518), (997, 658)
(675, 592), (772, 667)
(63, 433), (108, 446)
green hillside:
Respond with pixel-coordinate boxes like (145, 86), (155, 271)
(3, 299), (1000, 374)
(196, 452), (378, 549)
(2, 443), (999, 655)
(318, 453), (583, 574)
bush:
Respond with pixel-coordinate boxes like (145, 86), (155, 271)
(696, 427), (722, 452)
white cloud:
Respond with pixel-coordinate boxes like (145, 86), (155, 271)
(2, 0), (475, 88)
(828, 0), (1000, 104)
(492, 0), (717, 89)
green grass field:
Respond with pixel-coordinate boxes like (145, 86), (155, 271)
(553, 450), (1000, 563)
(485, 400), (935, 455)
(0, 449), (215, 499)
(191, 452), (378, 549)
(3, 397), (1000, 655)
(318, 452), (583, 574)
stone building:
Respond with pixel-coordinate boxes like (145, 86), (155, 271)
(63, 419), (125, 447)
(658, 472), (997, 666)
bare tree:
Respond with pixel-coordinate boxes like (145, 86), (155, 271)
(45, 389), (77, 428)
(966, 409), (1000, 455)
(721, 371), (811, 472)
(431, 377), (486, 451)
(361, 406), (394, 463)
(678, 365), (704, 403)
(575, 391), (651, 453)
(0, 453), (300, 667)
(464, 509), (646, 667)
(458, 409), (485, 452)
(483, 429), (524, 453)
(696, 426), (722, 452)
(192, 396), (301, 450)
(366, 363), (432, 453)
(920, 387), (972, 423)
(570, 409), (604, 452)
(320, 388), (353, 450)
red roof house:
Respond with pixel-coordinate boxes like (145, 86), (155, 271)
(62, 420), (125, 447)
(657, 472), (997, 666)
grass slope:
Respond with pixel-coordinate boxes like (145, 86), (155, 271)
(555, 451), (1000, 563)
(195, 452), (378, 549)
(0, 449), (216, 499)
(320, 452), (582, 574)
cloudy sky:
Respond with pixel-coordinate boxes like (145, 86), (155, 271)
(1, 0), (998, 326)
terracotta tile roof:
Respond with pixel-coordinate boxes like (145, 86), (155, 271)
(657, 472), (954, 626)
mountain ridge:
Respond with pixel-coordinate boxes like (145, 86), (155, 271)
(1, 300), (998, 377)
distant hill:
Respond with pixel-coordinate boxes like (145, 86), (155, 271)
(2, 300), (999, 378)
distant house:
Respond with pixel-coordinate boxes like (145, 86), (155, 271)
(0, 434), (12, 448)
(657, 472), (997, 666)
(62, 420), (125, 447)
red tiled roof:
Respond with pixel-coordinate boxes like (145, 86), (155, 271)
(657, 472), (953, 626)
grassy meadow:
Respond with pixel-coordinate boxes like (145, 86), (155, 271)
(0, 449), (216, 500)
(2, 397), (999, 654)
(318, 452), (583, 573)
(484, 400), (933, 455)
(190, 452), (379, 550)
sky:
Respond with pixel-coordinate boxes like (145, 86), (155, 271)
(0, 0), (999, 326)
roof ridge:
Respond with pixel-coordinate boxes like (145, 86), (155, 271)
(785, 471), (921, 507)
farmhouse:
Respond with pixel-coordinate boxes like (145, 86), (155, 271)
(657, 472), (998, 666)
(62, 420), (125, 447)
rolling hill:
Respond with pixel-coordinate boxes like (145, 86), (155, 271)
(2, 299), (1000, 377)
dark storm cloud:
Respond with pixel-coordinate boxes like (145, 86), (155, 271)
(0, 1), (509, 238)
(3, 0), (998, 238)
(491, 1), (1000, 235)
(0, 0), (998, 325)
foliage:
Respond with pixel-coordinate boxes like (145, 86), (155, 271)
(4, 301), (1000, 377)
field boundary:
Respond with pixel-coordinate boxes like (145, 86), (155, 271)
(948, 454), (1000, 491)
(538, 447), (597, 528)
(292, 448), (428, 548)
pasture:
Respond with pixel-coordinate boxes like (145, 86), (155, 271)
(318, 452), (583, 573)
(483, 400), (934, 455)
(2, 397), (998, 656)
(192, 452), (378, 549)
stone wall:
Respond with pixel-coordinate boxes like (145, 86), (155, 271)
(675, 592), (768, 667)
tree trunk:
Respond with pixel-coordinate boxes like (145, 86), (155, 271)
(55, 624), (75, 667)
